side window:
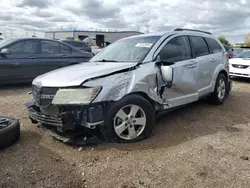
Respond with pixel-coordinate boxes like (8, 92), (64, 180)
(160, 36), (192, 62)
(60, 44), (71, 54)
(41, 40), (60, 54)
(8, 40), (37, 54)
(190, 36), (209, 57)
(205, 38), (223, 53)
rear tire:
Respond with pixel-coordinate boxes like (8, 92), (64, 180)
(100, 95), (155, 143)
(208, 73), (228, 105)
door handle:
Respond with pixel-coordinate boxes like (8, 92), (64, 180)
(13, 63), (19, 66)
(29, 56), (36, 59)
(211, 58), (216, 62)
(187, 64), (197, 69)
(62, 55), (68, 58)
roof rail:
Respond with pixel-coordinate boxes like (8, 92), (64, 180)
(174, 28), (212, 35)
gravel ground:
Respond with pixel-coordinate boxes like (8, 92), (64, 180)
(1, 79), (250, 188)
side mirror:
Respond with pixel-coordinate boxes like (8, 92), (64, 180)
(161, 66), (173, 82)
(0, 48), (10, 54)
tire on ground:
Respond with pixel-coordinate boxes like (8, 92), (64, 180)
(101, 94), (155, 143)
(209, 73), (228, 105)
(0, 117), (20, 149)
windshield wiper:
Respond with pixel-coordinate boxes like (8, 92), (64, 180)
(94, 59), (118, 62)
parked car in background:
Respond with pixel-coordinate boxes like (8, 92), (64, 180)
(61, 40), (92, 53)
(232, 48), (244, 57)
(223, 45), (234, 59)
(91, 45), (102, 55)
(229, 50), (250, 78)
(0, 38), (92, 84)
(26, 28), (231, 144)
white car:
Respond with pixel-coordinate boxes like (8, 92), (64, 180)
(229, 50), (250, 78)
(91, 46), (102, 55)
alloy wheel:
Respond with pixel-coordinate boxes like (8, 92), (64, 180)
(0, 117), (10, 129)
(113, 104), (146, 140)
(217, 79), (226, 100)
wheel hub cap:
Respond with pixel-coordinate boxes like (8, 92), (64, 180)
(113, 104), (146, 140)
(217, 79), (226, 100)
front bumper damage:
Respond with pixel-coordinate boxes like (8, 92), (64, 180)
(25, 101), (105, 145)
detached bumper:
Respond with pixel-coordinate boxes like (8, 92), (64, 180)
(28, 107), (63, 127)
(25, 101), (105, 141)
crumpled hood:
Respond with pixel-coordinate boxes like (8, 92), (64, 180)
(33, 62), (137, 87)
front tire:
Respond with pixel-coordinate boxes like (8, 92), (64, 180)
(209, 73), (228, 105)
(101, 95), (155, 143)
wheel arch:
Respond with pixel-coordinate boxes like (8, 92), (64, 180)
(123, 91), (158, 111)
(219, 70), (228, 80)
(211, 65), (229, 91)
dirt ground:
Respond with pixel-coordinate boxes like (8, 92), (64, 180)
(1, 79), (250, 188)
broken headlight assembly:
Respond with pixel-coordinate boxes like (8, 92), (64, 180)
(52, 87), (102, 105)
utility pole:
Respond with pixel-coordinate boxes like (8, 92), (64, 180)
(146, 25), (149, 33)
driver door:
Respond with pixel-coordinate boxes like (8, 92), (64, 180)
(0, 39), (39, 83)
(157, 35), (199, 107)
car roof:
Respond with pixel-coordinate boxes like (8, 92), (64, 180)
(125, 29), (215, 40)
(4, 37), (67, 42)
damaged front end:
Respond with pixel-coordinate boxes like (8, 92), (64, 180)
(25, 85), (109, 145)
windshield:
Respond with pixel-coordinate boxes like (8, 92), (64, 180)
(233, 48), (244, 54)
(90, 36), (161, 62)
(0, 39), (15, 48)
(235, 51), (250, 58)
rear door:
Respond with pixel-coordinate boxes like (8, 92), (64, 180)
(205, 37), (224, 84)
(189, 36), (212, 96)
(37, 40), (65, 75)
(0, 39), (39, 83)
(157, 35), (198, 107)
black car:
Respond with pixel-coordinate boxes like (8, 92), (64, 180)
(0, 38), (92, 84)
(61, 40), (92, 53)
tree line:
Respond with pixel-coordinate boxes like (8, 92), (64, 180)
(218, 33), (250, 47)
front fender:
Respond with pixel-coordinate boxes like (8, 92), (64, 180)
(83, 64), (163, 104)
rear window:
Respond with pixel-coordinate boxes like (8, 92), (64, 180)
(63, 41), (88, 48)
(205, 38), (222, 53)
(190, 36), (209, 57)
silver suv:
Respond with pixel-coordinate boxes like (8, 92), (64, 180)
(26, 28), (232, 143)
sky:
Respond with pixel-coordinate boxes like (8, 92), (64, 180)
(0, 0), (249, 43)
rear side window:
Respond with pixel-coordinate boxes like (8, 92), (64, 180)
(160, 36), (192, 62)
(190, 36), (209, 57)
(60, 44), (71, 54)
(205, 38), (222, 53)
(41, 40), (60, 54)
